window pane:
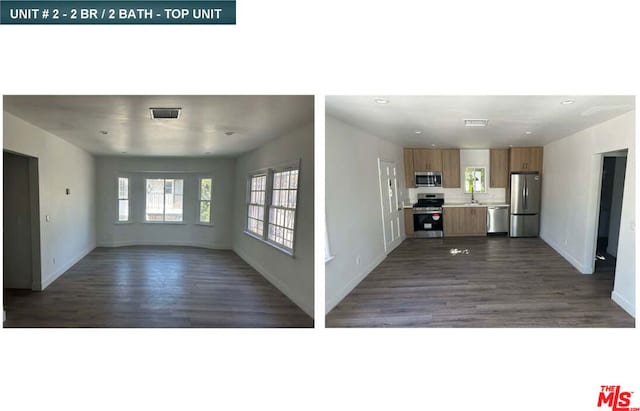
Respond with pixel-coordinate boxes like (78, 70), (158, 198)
(118, 199), (129, 221)
(200, 200), (211, 223)
(200, 178), (212, 201)
(165, 179), (184, 221)
(146, 179), (165, 221)
(118, 177), (128, 199)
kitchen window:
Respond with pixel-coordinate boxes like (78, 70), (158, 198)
(245, 161), (300, 255)
(198, 177), (212, 223)
(117, 177), (129, 222)
(464, 167), (486, 193)
(145, 178), (184, 222)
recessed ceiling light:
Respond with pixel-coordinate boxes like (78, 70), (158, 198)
(374, 98), (389, 104)
(431, 144), (436, 147)
(525, 131), (532, 135)
(509, 145), (513, 147)
(225, 131), (235, 136)
(464, 119), (489, 127)
(415, 130), (422, 134)
(99, 130), (108, 135)
(561, 100), (575, 105)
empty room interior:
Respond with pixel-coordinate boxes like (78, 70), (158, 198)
(3, 95), (314, 327)
(325, 95), (635, 327)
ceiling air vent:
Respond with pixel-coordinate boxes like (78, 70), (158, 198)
(464, 119), (489, 127)
(150, 107), (182, 119)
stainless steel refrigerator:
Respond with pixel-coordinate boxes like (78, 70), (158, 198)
(510, 172), (541, 237)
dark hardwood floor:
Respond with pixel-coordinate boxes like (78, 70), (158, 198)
(327, 237), (634, 328)
(3, 246), (313, 328)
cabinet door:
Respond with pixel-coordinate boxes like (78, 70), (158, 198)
(441, 149), (460, 188)
(412, 149), (429, 171)
(490, 149), (509, 188)
(404, 208), (414, 236)
(510, 148), (527, 172)
(443, 207), (465, 236)
(470, 207), (487, 234)
(403, 148), (415, 188)
(528, 147), (543, 173)
(413, 149), (442, 171)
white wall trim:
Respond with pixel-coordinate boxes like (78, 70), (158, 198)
(41, 243), (96, 290)
(233, 246), (314, 318)
(97, 240), (232, 250)
(540, 234), (591, 274)
(326, 252), (387, 314)
(612, 290), (635, 318)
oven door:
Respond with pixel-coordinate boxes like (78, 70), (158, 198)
(413, 211), (443, 235)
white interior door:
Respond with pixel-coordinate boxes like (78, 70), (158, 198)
(378, 159), (402, 252)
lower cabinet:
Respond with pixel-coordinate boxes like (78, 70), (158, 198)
(404, 208), (414, 237)
(443, 207), (487, 237)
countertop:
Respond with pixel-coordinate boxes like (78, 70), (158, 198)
(442, 202), (509, 208)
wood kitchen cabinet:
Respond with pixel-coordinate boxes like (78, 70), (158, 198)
(412, 148), (442, 172)
(403, 148), (415, 188)
(490, 149), (509, 188)
(404, 208), (414, 237)
(441, 148), (460, 188)
(443, 206), (487, 237)
(510, 147), (543, 173)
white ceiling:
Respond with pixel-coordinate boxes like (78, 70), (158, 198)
(4, 95), (314, 156)
(326, 96), (635, 148)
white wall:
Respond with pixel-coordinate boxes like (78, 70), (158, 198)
(540, 111), (635, 317)
(95, 156), (235, 249)
(232, 123), (314, 317)
(607, 156), (627, 257)
(325, 116), (406, 313)
(3, 112), (96, 289)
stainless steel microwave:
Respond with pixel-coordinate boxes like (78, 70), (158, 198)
(415, 171), (442, 187)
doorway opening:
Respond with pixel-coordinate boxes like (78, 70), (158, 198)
(378, 159), (401, 253)
(594, 150), (627, 286)
(3, 150), (41, 295)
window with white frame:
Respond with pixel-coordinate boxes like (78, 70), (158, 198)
(247, 174), (267, 236)
(145, 178), (184, 222)
(117, 177), (129, 222)
(268, 169), (298, 250)
(199, 177), (212, 223)
(245, 163), (300, 254)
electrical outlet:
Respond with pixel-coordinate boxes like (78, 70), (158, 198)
(356, 256), (361, 265)
(45, 215), (50, 222)
(53, 257), (55, 264)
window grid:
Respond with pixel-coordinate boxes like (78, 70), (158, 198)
(247, 174), (267, 236)
(199, 178), (212, 223)
(145, 178), (184, 222)
(117, 177), (129, 222)
(268, 169), (298, 250)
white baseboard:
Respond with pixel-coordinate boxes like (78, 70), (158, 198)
(540, 234), (591, 274)
(41, 243), (96, 290)
(325, 235), (405, 314)
(233, 247), (314, 318)
(97, 240), (232, 250)
(612, 290), (635, 318)
(325, 251), (387, 315)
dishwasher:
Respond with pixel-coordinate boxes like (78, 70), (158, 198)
(487, 205), (509, 235)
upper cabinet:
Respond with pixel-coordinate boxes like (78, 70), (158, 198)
(490, 149), (509, 188)
(510, 147), (543, 173)
(412, 148), (442, 172)
(403, 148), (415, 188)
(441, 149), (461, 188)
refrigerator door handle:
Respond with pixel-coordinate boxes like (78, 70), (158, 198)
(522, 179), (527, 210)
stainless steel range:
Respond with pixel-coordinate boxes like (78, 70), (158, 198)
(413, 193), (444, 238)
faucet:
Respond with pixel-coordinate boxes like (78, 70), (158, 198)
(470, 177), (478, 203)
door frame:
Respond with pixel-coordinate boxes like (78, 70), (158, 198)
(589, 149), (627, 275)
(377, 158), (402, 253)
(3, 149), (42, 291)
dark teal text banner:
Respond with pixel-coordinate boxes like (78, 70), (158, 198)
(0, 0), (236, 24)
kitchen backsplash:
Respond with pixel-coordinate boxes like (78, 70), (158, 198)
(405, 187), (507, 205)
